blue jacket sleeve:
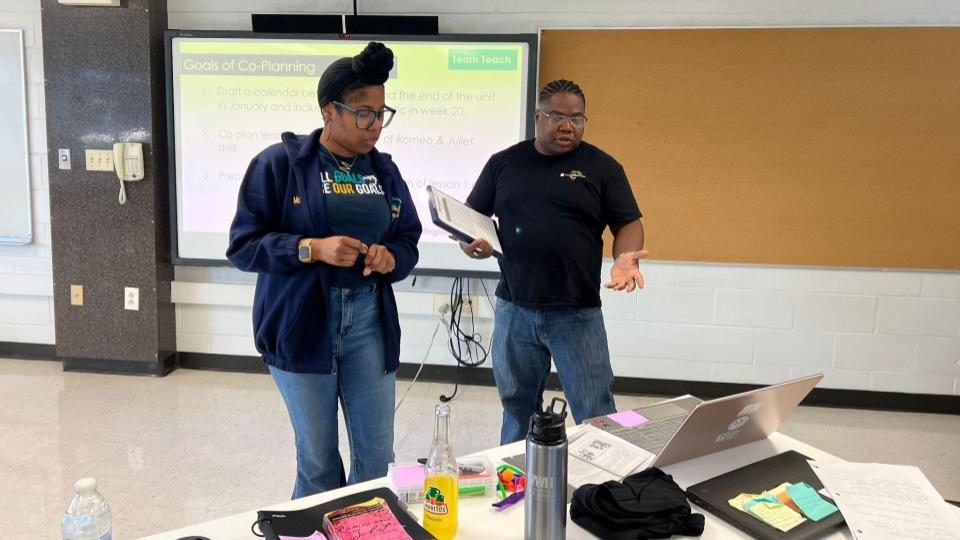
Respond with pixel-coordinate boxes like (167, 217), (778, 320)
(382, 167), (422, 283)
(226, 153), (303, 274)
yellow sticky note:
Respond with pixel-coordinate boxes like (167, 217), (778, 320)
(728, 493), (762, 511)
(745, 499), (807, 532)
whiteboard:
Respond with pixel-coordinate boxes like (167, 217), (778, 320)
(0, 29), (32, 245)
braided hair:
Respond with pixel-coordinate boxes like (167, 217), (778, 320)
(538, 79), (585, 106)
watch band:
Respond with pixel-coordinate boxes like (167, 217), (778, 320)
(298, 238), (313, 263)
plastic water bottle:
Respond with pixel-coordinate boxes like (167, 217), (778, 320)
(525, 397), (568, 540)
(62, 477), (112, 540)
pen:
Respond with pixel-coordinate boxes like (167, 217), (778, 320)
(417, 458), (486, 476)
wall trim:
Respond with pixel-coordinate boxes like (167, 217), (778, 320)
(177, 351), (267, 373)
(170, 353), (960, 415)
(0, 342), (56, 360)
(62, 353), (177, 377)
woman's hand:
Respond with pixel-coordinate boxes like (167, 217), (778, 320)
(313, 236), (368, 267)
(363, 244), (396, 276)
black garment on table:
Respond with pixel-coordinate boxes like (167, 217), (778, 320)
(570, 467), (705, 540)
(466, 139), (641, 309)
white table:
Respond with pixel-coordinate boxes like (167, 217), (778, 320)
(144, 431), (884, 539)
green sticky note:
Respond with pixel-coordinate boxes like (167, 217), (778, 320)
(786, 482), (839, 521)
(745, 495), (780, 508)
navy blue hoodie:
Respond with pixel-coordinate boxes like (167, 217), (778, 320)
(226, 128), (422, 373)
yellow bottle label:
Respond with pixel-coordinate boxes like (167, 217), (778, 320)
(423, 473), (458, 540)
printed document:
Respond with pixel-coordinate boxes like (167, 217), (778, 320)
(810, 461), (960, 540)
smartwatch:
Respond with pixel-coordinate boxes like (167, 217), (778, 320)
(298, 238), (313, 263)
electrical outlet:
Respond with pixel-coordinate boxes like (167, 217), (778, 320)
(434, 293), (479, 316)
(124, 287), (139, 311)
(433, 294), (450, 316)
(70, 284), (83, 306)
(461, 295), (479, 316)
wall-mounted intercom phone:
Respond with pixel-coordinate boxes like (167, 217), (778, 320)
(113, 142), (144, 205)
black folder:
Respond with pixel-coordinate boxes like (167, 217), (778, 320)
(685, 450), (846, 540)
(254, 486), (436, 540)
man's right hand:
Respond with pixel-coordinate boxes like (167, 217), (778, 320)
(313, 236), (368, 266)
(458, 237), (494, 259)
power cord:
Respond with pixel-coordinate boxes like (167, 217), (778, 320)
(395, 306), (450, 414)
(440, 277), (490, 402)
(479, 278), (496, 313)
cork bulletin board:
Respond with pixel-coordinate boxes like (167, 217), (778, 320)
(540, 27), (960, 269)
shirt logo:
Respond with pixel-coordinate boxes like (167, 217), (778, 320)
(560, 170), (586, 181)
(292, 195), (302, 205)
(391, 197), (402, 219)
(320, 170), (384, 196)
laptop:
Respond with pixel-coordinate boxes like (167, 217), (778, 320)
(584, 374), (823, 468)
(685, 450), (847, 540)
(426, 185), (505, 259)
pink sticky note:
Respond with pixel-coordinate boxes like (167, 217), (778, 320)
(607, 410), (650, 427)
(392, 465), (426, 488)
(326, 499), (411, 540)
(279, 532), (327, 540)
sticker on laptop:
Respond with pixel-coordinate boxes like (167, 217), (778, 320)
(716, 429), (740, 443)
(728, 416), (751, 431)
(607, 410), (650, 428)
(737, 402), (761, 417)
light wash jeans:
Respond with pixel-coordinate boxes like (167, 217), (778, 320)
(269, 285), (395, 499)
(492, 298), (617, 445)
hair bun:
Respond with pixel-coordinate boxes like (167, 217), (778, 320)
(352, 41), (394, 85)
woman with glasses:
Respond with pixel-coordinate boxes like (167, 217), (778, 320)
(227, 41), (421, 498)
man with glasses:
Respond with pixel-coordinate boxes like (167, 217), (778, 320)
(462, 79), (647, 444)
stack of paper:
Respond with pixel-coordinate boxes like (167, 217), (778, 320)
(567, 425), (656, 488)
(810, 461), (960, 540)
(727, 481), (839, 532)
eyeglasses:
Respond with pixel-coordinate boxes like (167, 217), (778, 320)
(538, 109), (588, 128)
(333, 101), (397, 129)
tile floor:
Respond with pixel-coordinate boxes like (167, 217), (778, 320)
(1, 358), (957, 539)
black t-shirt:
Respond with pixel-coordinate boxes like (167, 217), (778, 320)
(467, 139), (641, 309)
(318, 151), (390, 288)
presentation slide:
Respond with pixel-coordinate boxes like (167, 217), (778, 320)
(168, 33), (536, 274)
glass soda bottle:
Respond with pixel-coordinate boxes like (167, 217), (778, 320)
(422, 403), (458, 540)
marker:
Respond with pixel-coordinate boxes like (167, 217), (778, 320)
(459, 485), (487, 497)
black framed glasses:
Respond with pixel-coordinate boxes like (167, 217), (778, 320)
(333, 101), (396, 129)
(538, 109), (588, 128)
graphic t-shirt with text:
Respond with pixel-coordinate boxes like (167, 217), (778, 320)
(319, 150), (390, 288)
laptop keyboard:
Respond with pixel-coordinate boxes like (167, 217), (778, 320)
(614, 415), (688, 453)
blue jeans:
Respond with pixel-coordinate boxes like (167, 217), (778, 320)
(269, 285), (396, 499)
(492, 299), (617, 444)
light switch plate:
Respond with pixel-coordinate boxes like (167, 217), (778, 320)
(85, 149), (114, 171)
(70, 284), (83, 306)
(58, 149), (71, 170)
